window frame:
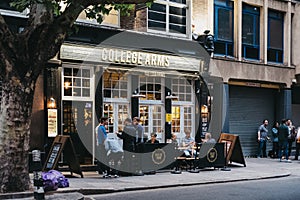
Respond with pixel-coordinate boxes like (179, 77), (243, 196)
(147, 0), (190, 37)
(62, 66), (94, 101)
(267, 9), (284, 63)
(214, 0), (234, 57)
(103, 70), (129, 100)
(242, 4), (260, 60)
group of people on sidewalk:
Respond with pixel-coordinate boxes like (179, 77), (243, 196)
(257, 118), (300, 162)
(95, 116), (217, 177)
(95, 116), (164, 178)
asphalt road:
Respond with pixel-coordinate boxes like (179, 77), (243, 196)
(87, 175), (300, 200)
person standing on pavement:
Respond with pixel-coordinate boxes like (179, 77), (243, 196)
(132, 117), (145, 175)
(117, 118), (136, 152)
(257, 119), (269, 158)
(133, 117), (146, 146)
(116, 118), (136, 174)
(278, 119), (291, 162)
(95, 117), (109, 176)
(271, 122), (279, 158)
(294, 127), (300, 160)
(287, 119), (296, 157)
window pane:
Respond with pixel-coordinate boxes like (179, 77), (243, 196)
(169, 14), (186, 25)
(269, 18), (283, 49)
(242, 14), (255, 45)
(169, 6), (186, 16)
(215, 42), (226, 55)
(169, 24), (186, 34)
(103, 70), (127, 98)
(64, 68), (72, 76)
(149, 11), (166, 22)
(217, 9), (233, 41)
(148, 21), (166, 31)
(149, 3), (166, 12)
(170, 0), (186, 4)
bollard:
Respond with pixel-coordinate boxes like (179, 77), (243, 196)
(32, 150), (45, 200)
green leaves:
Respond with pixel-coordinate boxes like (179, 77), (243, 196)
(10, 0), (33, 12)
(10, 0), (62, 16)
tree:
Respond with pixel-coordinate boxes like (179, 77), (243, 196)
(0, 0), (152, 193)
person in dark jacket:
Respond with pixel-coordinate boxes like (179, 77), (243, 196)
(278, 119), (291, 162)
(116, 118), (137, 174)
(271, 122), (279, 158)
(117, 118), (136, 152)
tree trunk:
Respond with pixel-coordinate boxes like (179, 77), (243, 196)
(0, 77), (35, 193)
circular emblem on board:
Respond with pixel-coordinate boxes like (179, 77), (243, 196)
(207, 147), (218, 163)
(152, 148), (166, 165)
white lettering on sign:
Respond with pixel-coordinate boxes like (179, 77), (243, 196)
(101, 48), (170, 67)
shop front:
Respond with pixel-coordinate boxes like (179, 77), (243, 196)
(46, 28), (211, 165)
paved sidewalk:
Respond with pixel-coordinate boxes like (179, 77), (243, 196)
(1, 157), (298, 200)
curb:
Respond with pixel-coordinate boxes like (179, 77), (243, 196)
(0, 172), (290, 199)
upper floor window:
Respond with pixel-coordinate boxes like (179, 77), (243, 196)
(148, 0), (188, 36)
(63, 67), (93, 99)
(268, 10), (283, 63)
(139, 76), (162, 101)
(242, 4), (260, 60)
(103, 70), (128, 99)
(214, 0), (234, 57)
(172, 78), (192, 102)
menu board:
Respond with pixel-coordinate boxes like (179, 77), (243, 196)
(43, 135), (83, 177)
(45, 143), (62, 169)
(48, 109), (58, 137)
(218, 133), (246, 167)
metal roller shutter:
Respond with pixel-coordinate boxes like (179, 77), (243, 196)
(229, 86), (276, 156)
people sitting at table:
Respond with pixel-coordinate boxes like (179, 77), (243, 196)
(202, 132), (216, 144)
(146, 133), (159, 144)
(181, 130), (196, 157)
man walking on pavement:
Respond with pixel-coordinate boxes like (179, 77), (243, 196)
(278, 119), (291, 162)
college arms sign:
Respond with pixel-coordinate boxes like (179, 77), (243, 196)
(60, 43), (203, 73)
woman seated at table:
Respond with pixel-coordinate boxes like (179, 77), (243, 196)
(146, 133), (159, 144)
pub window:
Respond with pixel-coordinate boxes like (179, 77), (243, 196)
(103, 103), (114, 133)
(148, 0), (189, 36)
(172, 78), (192, 101)
(242, 4), (260, 60)
(214, 0), (234, 57)
(139, 76), (162, 100)
(184, 106), (192, 132)
(63, 67), (92, 98)
(103, 70), (128, 99)
(172, 106), (180, 133)
(268, 10), (283, 63)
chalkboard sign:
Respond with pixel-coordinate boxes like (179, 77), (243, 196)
(218, 133), (246, 167)
(45, 143), (62, 169)
(43, 135), (83, 177)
